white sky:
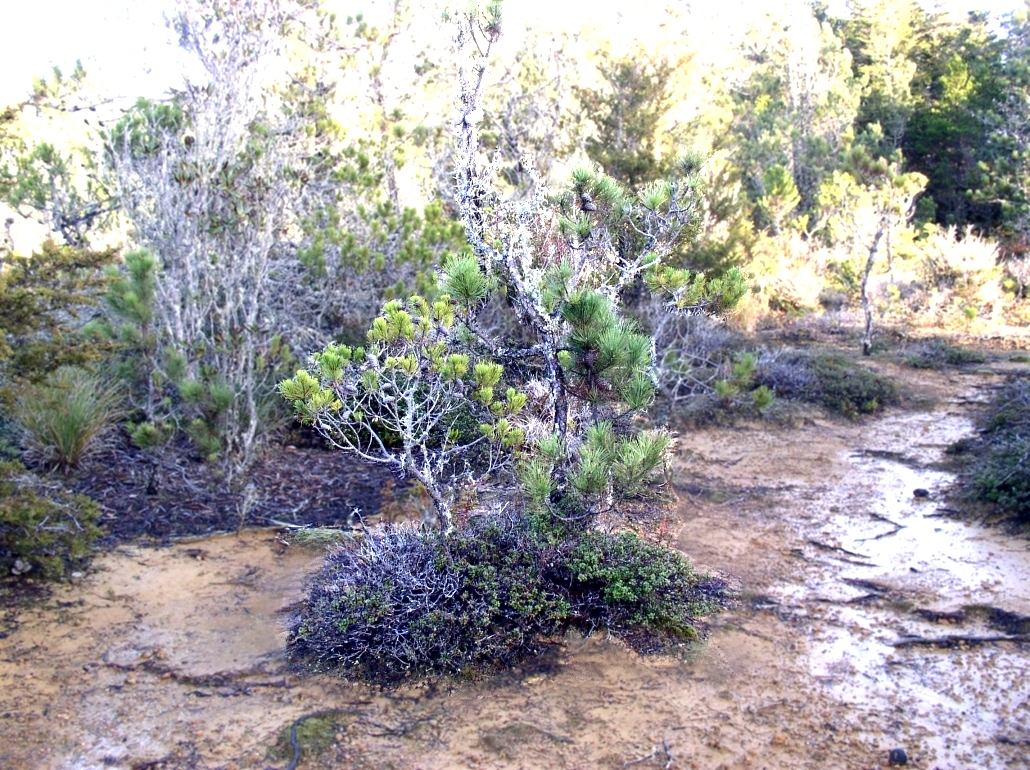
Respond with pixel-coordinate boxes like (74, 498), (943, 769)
(0, 0), (1024, 106)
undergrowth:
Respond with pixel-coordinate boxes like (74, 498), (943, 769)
(904, 339), (986, 369)
(951, 378), (1030, 521)
(287, 511), (723, 684)
(0, 461), (102, 579)
(754, 351), (897, 418)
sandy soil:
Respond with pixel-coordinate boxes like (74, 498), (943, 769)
(2, 363), (1029, 770)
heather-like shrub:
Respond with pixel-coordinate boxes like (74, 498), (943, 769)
(754, 351), (896, 417)
(289, 513), (568, 682)
(0, 461), (102, 579)
(963, 378), (1030, 520)
(288, 512), (720, 683)
(903, 339), (986, 369)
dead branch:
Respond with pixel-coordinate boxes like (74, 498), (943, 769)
(623, 739), (674, 768)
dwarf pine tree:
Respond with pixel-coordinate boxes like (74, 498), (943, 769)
(278, 2), (746, 681)
(282, 3), (746, 533)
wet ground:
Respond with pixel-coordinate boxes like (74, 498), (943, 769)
(1, 363), (1029, 769)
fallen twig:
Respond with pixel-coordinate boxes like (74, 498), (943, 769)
(624, 739), (674, 768)
(807, 539), (870, 559)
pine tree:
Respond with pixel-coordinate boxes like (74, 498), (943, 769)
(282, 3), (747, 534)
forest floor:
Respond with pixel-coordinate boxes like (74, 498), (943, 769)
(2, 338), (1030, 770)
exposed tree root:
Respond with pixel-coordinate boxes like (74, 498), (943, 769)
(892, 634), (1030, 648)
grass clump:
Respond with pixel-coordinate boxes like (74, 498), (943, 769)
(0, 461), (102, 579)
(15, 366), (123, 471)
(755, 351), (897, 418)
(287, 512), (722, 685)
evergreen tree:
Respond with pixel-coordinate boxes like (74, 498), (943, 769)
(283, 5), (747, 532)
(279, 2), (741, 681)
(574, 55), (676, 189)
(901, 11), (1004, 230)
(728, 2), (861, 220)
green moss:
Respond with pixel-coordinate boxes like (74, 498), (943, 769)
(268, 713), (349, 764)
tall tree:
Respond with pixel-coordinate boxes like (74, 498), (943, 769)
(574, 55), (677, 189)
(902, 11), (1004, 230)
(841, 0), (928, 154)
(728, 1), (860, 220)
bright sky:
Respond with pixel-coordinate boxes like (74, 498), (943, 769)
(1, 0), (1024, 106)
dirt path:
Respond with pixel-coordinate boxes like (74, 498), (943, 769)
(2, 365), (1029, 769)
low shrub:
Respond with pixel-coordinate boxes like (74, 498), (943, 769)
(0, 461), (102, 579)
(754, 351), (897, 418)
(963, 378), (1030, 520)
(15, 366), (123, 471)
(565, 530), (720, 637)
(287, 511), (722, 684)
(904, 339), (986, 369)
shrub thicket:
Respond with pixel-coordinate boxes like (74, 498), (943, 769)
(0, 461), (102, 579)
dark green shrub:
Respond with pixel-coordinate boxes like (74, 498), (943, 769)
(0, 461), (102, 579)
(755, 352), (897, 417)
(288, 513), (569, 683)
(966, 378), (1030, 520)
(0, 241), (116, 405)
(287, 513), (722, 684)
(564, 530), (719, 636)
(904, 339), (986, 369)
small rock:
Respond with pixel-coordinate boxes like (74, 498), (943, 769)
(888, 747), (908, 766)
(771, 734), (787, 747)
(69, 571), (84, 584)
(11, 559), (32, 576)
(124, 673), (138, 685)
(913, 488), (930, 499)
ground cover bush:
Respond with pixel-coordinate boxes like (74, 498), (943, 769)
(0, 460), (102, 579)
(903, 338), (986, 369)
(288, 511), (720, 683)
(958, 378), (1030, 521)
(754, 351), (897, 418)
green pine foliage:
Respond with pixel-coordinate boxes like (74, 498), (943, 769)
(0, 241), (117, 404)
